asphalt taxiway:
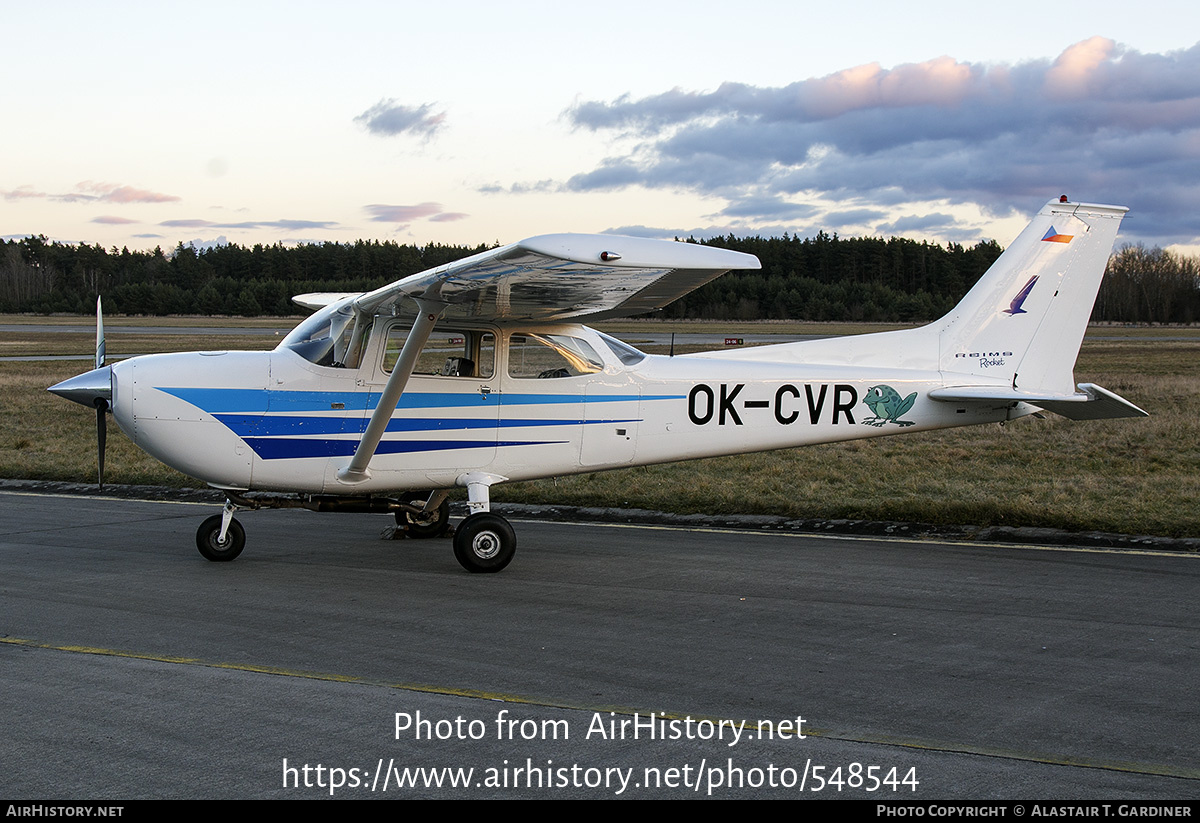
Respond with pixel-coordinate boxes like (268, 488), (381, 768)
(2, 491), (1197, 798)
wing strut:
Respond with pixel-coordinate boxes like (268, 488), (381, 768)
(337, 301), (442, 484)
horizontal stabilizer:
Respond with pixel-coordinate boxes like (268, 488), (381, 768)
(929, 383), (1148, 420)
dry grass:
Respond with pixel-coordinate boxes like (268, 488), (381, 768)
(1, 361), (196, 486)
(4, 322), (1197, 537)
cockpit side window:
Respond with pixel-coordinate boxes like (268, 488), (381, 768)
(507, 334), (604, 379)
(382, 326), (496, 378)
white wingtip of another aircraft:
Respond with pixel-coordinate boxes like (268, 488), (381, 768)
(291, 292), (362, 311)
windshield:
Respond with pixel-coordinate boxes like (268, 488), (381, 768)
(278, 297), (357, 366)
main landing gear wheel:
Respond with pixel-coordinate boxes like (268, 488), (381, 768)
(196, 514), (246, 562)
(453, 513), (516, 573)
(394, 493), (450, 538)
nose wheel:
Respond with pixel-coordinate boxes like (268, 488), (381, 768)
(453, 513), (516, 573)
(196, 513), (245, 562)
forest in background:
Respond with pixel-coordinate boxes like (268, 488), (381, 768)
(1, 232), (1196, 324)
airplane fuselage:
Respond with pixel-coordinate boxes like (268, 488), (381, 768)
(109, 321), (1013, 495)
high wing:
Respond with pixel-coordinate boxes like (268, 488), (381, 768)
(297, 234), (760, 323)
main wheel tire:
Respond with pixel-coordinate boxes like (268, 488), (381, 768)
(393, 493), (451, 538)
(196, 514), (246, 562)
(452, 513), (516, 573)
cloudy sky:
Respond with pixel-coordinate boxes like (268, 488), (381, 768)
(3, 1), (1198, 254)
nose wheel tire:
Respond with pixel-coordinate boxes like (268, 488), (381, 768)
(453, 513), (516, 573)
(394, 493), (451, 538)
(196, 514), (246, 562)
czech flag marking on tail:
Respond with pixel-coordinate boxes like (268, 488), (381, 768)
(1042, 226), (1073, 243)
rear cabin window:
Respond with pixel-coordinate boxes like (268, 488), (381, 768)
(507, 334), (604, 379)
(596, 331), (646, 366)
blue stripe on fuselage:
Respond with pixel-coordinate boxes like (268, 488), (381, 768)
(157, 387), (682, 413)
(242, 437), (567, 460)
(213, 415), (639, 437)
(156, 386), (675, 461)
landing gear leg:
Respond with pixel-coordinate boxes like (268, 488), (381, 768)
(196, 499), (245, 562)
(453, 474), (515, 573)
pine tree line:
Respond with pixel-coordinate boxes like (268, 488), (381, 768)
(1, 233), (1195, 323)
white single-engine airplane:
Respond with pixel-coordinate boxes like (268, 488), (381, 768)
(50, 197), (1146, 572)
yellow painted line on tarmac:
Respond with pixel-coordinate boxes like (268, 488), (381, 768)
(4, 635), (1198, 782)
(1, 635), (620, 709)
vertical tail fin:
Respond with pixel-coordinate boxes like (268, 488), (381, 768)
(937, 198), (1128, 394)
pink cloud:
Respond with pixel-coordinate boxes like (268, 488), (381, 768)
(795, 56), (981, 119)
(76, 181), (181, 204)
(364, 202), (445, 223)
(2, 185), (48, 200)
(160, 219), (215, 228)
(1044, 36), (1117, 99)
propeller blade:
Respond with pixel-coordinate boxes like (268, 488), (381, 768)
(95, 295), (105, 370)
(96, 400), (107, 490)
